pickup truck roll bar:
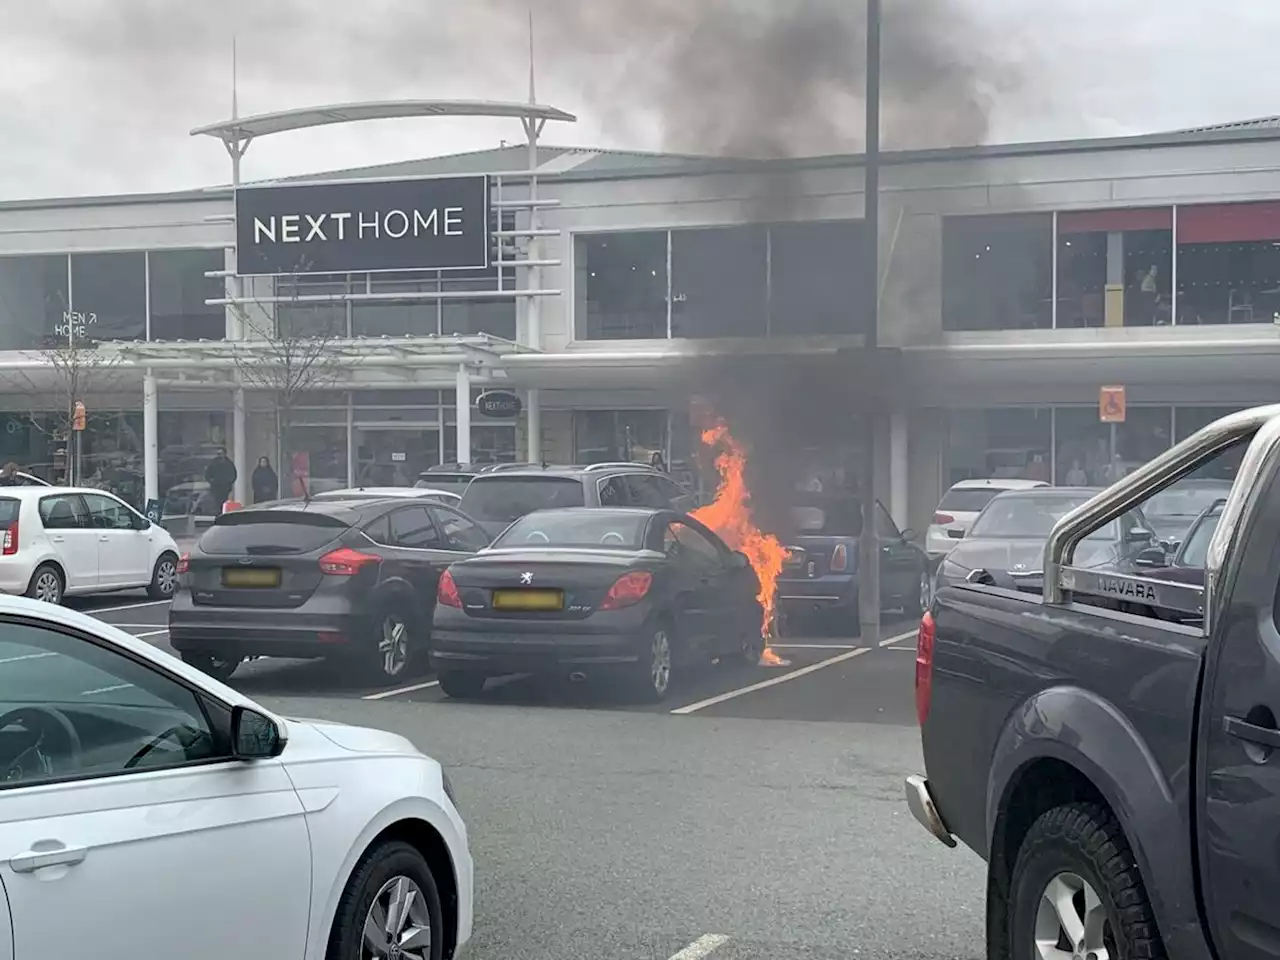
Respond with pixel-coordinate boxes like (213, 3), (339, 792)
(1043, 402), (1280, 633)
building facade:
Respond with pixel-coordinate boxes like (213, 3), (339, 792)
(3, 118), (1280, 532)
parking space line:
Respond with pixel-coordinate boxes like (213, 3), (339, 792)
(884, 645), (916, 652)
(82, 599), (169, 614)
(671, 648), (870, 715)
(107, 623), (167, 629)
(668, 934), (730, 959)
(362, 680), (440, 701)
(772, 642), (860, 650)
(131, 629), (169, 639)
(879, 628), (918, 648)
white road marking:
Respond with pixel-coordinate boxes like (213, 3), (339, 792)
(0, 652), (57, 665)
(879, 628), (918, 648)
(131, 629), (170, 639)
(885, 645), (916, 652)
(671, 648), (870, 715)
(83, 599), (169, 614)
(362, 680), (440, 701)
(81, 683), (132, 696)
(106, 623), (168, 629)
(772, 643), (859, 650)
(668, 935), (730, 959)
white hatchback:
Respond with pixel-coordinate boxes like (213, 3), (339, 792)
(0, 596), (473, 960)
(0, 487), (181, 605)
(925, 478), (1051, 560)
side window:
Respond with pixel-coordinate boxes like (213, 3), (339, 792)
(83, 494), (136, 530)
(597, 476), (629, 507)
(623, 475), (667, 508)
(0, 621), (222, 787)
(875, 502), (900, 540)
(39, 494), (87, 530)
(651, 475), (692, 507)
(363, 513), (392, 546)
(430, 507), (490, 551)
(666, 521), (723, 568)
(389, 506), (444, 549)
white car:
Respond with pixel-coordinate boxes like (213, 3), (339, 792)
(0, 486), (181, 605)
(0, 596), (472, 960)
(314, 487), (463, 508)
(925, 478), (1051, 560)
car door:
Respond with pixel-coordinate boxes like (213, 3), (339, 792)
(0, 615), (310, 960)
(380, 505), (458, 607)
(36, 494), (97, 591)
(665, 519), (737, 657)
(875, 502), (918, 602)
(81, 493), (151, 587)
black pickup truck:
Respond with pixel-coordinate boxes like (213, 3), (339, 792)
(906, 404), (1280, 960)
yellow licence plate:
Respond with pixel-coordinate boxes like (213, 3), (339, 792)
(491, 589), (564, 611)
(222, 567), (282, 588)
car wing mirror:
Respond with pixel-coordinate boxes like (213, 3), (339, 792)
(901, 528), (918, 542)
(231, 706), (287, 760)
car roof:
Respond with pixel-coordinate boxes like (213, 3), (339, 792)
(507, 506), (667, 521)
(990, 486), (1103, 500)
(0, 486), (127, 499)
(230, 498), (372, 520)
(950, 478), (1050, 490)
(467, 464), (659, 481)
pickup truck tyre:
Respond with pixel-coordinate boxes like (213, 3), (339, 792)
(1009, 802), (1165, 960)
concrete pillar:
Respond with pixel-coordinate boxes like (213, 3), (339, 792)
(232, 387), (247, 504)
(345, 394), (356, 488)
(889, 410), (909, 530)
(1104, 230), (1126, 327)
(143, 373), (159, 504)
(526, 387), (541, 463)
(455, 366), (472, 465)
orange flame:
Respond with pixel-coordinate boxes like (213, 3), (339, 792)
(691, 421), (788, 662)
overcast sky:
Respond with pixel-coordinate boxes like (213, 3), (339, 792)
(2, 0), (1277, 201)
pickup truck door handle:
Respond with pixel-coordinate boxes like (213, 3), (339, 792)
(10, 842), (87, 873)
(1223, 715), (1280, 749)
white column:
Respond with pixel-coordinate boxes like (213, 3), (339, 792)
(889, 410), (909, 530)
(143, 373), (159, 504)
(232, 387), (248, 505)
(455, 366), (472, 465)
(345, 393), (356, 487)
(526, 387), (541, 463)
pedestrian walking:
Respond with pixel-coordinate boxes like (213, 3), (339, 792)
(252, 456), (278, 503)
(205, 447), (237, 510)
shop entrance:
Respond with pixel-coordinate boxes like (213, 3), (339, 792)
(355, 424), (440, 487)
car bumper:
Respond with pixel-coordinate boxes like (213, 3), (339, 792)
(168, 592), (367, 658)
(925, 531), (963, 559)
(904, 775), (956, 848)
(0, 562), (34, 595)
(777, 573), (857, 607)
(430, 606), (652, 674)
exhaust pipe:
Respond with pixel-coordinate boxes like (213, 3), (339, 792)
(568, 671), (587, 682)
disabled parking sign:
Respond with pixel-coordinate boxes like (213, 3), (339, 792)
(1099, 385), (1126, 423)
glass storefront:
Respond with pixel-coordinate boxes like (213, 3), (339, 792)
(947, 408), (1052, 484)
(573, 410), (669, 465)
(0, 255), (69, 350)
(70, 252), (146, 342)
(943, 214), (1054, 331)
(149, 249), (224, 341)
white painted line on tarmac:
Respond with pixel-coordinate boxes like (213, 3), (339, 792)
(772, 643), (860, 650)
(108, 623), (169, 629)
(86, 599), (169, 614)
(131, 629), (170, 639)
(81, 683), (132, 696)
(671, 648), (870, 715)
(879, 628), (918, 648)
(668, 934), (730, 959)
(362, 680), (440, 701)
(884, 645), (916, 652)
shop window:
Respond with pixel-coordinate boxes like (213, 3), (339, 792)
(573, 410), (668, 465)
(1176, 202), (1280, 325)
(0, 254), (67, 350)
(441, 268), (517, 340)
(157, 412), (229, 520)
(670, 226), (767, 338)
(942, 215), (1052, 331)
(576, 232), (668, 340)
(769, 221), (866, 337)
(275, 275), (348, 339)
(1056, 209), (1173, 328)
(354, 275), (438, 337)
(148, 249), (224, 341)
(947, 408), (1052, 485)
(285, 427), (348, 496)
(1054, 406), (1172, 486)
(442, 425), (517, 465)
(70, 252), (146, 342)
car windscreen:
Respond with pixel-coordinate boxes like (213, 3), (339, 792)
(415, 475), (473, 495)
(1145, 484), (1231, 520)
(460, 477), (586, 523)
(788, 499), (863, 536)
(494, 512), (648, 550)
(968, 496), (1117, 541)
(938, 487), (1009, 513)
(198, 511), (351, 555)
(1177, 510), (1222, 568)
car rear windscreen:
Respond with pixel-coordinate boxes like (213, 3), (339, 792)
(415, 475), (473, 496)
(198, 511), (351, 555)
(495, 511), (648, 550)
(938, 488), (1008, 512)
(788, 498), (863, 536)
(460, 477), (586, 523)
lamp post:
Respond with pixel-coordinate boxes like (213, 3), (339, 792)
(858, 0), (883, 645)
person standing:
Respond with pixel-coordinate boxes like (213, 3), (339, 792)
(251, 457), (278, 503)
(205, 447), (238, 511)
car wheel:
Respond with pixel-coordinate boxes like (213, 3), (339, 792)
(368, 602), (416, 682)
(180, 651), (241, 683)
(148, 553), (179, 600)
(1008, 802), (1165, 960)
(628, 623), (674, 702)
(903, 567), (931, 617)
(25, 563), (63, 605)
(326, 839), (444, 960)
(438, 671), (487, 698)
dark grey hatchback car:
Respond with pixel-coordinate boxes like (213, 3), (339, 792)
(168, 497), (491, 684)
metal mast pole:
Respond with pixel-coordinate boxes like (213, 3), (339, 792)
(858, 0), (883, 645)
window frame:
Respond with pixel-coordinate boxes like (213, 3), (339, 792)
(0, 614), (238, 792)
(82, 491), (143, 530)
(596, 475), (631, 507)
(428, 505), (489, 552)
(386, 505), (445, 551)
(39, 493), (89, 530)
(664, 518), (727, 570)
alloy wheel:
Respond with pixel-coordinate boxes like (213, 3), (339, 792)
(650, 629), (672, 695)
(919, 569), (932, 611)
(156, 560), (178, 597)
(362, 875), (432, 960)
(1034, 871), (1115, 960)
(33, 570), (60, 604)
(379, 615), (410, 678)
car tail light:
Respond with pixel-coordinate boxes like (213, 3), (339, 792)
(934, 513), (955, 525)
(599, 571), (653, 610)
(437, 569), (462, 608)
(176, 552), (190, 574)
(318, 548), (381, 576)
(2, 518), (17, 556)
(915, 611), (936, 727)
(830, 542), (848, 572)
